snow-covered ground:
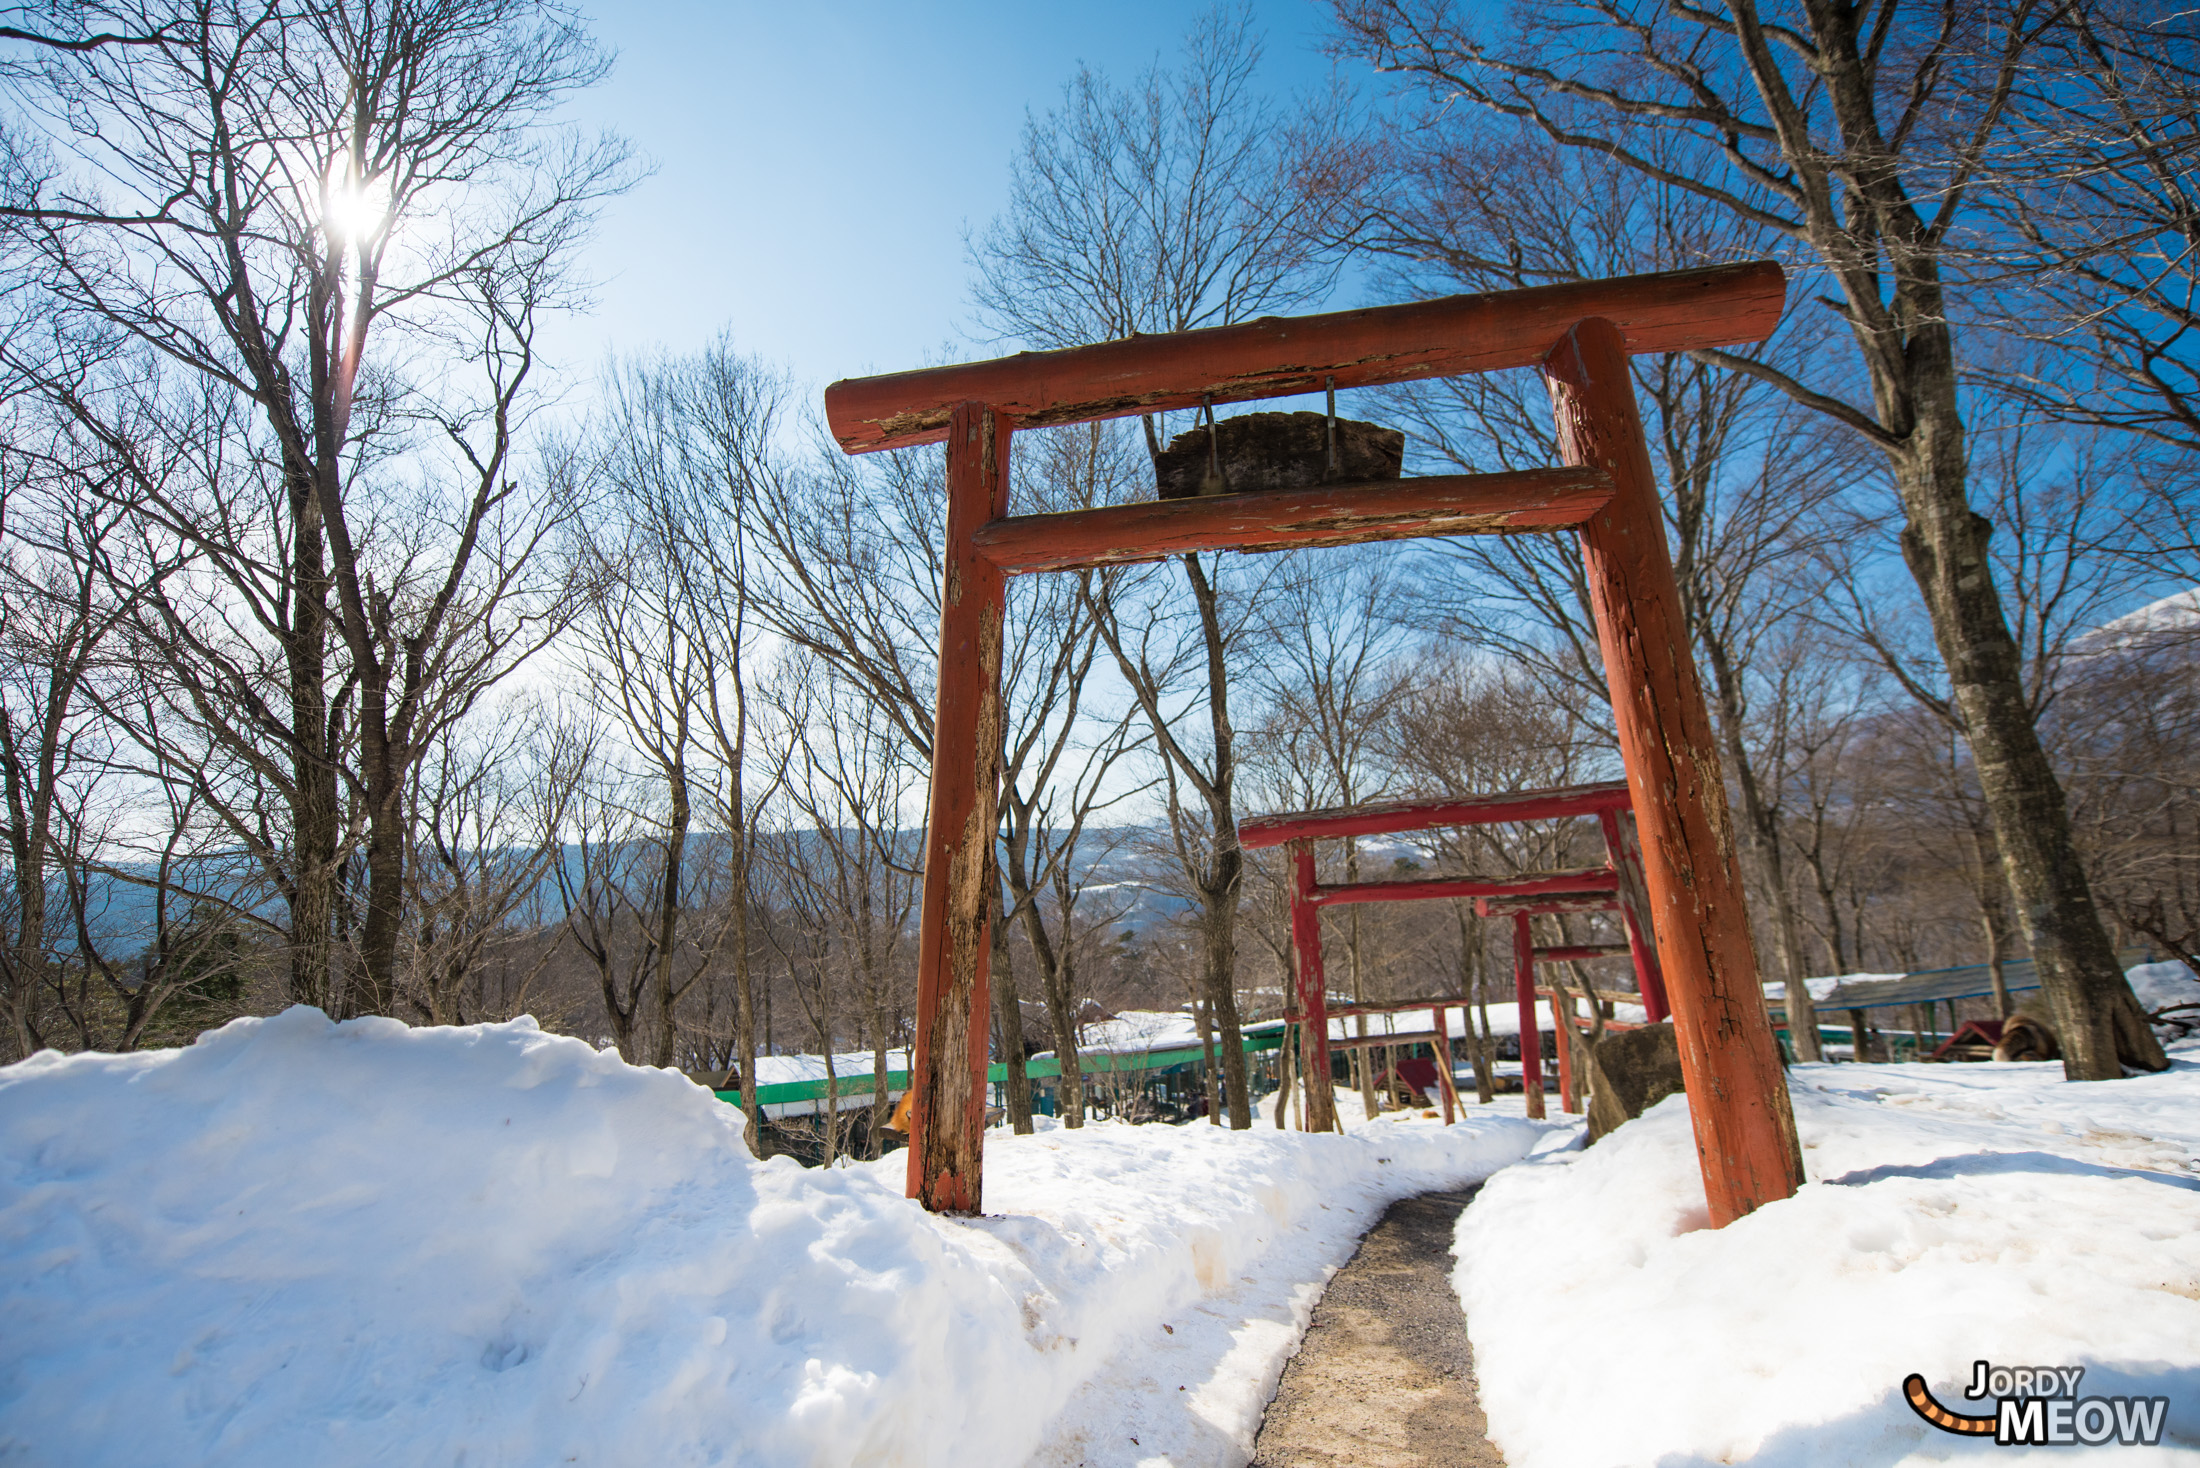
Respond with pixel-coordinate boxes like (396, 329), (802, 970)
(12, 974), (2199, 1467)
(1456, 1043), (2200, 1466)
(0, 1007), (1544, 1467)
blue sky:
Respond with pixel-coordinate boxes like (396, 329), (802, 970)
(545, 1), (1348, 401)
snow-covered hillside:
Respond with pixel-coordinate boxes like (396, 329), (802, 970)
(0, 1008), (1541, 1467)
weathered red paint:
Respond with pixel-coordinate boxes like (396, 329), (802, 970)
(903, 402), (1012, 1214)
(970, 469), (1613, 575)
(1289, 842), (1336, 1133)
(1554, 992), (1579, 1114)
(1239, 781), (1633, 851)
(1513, 912), (1545, 1122)
(826, 264), (1786, 453)
(844, 264), (1798, 1221)
(1309, 866), (1617, 907)
(1546, 317), (1804, 1224)
(1476, 892), (1623, 918)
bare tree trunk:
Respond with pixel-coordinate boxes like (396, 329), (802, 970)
(1456, 905), (1495, 1103)
(650, 766), (690, 1068)
(989, 881), (1033, 1133)
(1894, 454), (2165, 1075)
(733, 824), (763, 1155)
(1195, 993), (1220, 1124)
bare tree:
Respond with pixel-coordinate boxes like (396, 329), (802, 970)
(593, 339), (780, 1144)
(398, 706), (582, 1027)
(763, 658), (922, 1159)
(971, 9), (1339, 1126)
(1251, 552), (1415, 1110)
(1328, 0), (2167, 1077)
(0, 419), (172, 1056)
(0, 0), (627, 1017)
(1307, 124), (1876, 1056)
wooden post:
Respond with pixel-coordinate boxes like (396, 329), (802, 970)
(1598, 807), (1670, 1021)
(904, 402), (1012, 1213)
(1432, 1005), (1458, 1124)
(1553, 986), (1579, 1114)
(1291, 841), (1337, 1134)
(1513, 912), (1545, 1121)
(1545, 318), (1803, 1224)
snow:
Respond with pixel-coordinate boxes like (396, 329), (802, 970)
(1454, 1050), (2200, 1466)
(1311, 998), (1639, 1042)
(1062, 1008), (1211, 1055)
(754, 1048), (912, 1086)
(0, 1006), (1546, 1467)
(1769, 972), (1900, 1003)
(2130, 959), (2200, 1014)
(2079, 585), (2200, 648)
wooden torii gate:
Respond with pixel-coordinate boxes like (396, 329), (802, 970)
(824, 263), (1806, 1226)
(1239, 779), (1669, 1129)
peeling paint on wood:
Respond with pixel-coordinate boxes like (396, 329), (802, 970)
(1240, 781), (1633, 850)
(972, 469), (1611, 575)
(1544, 318), (1803, 1223)
(1308, 866), (1618, 907)
(904, 403), (1011, 1215)
(827, 264), (1787, 454)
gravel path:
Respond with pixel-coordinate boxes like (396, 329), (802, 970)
(1249, 1188), (1504, 1468)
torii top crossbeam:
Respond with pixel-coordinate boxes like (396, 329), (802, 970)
(823, 262), (1805, 1227)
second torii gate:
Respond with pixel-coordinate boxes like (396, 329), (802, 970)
(1240, 778), (1668, 1129)
(824, 263), (1806, 1227)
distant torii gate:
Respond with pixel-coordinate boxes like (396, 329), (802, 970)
(824, 263), (1806, 1226)
(1239, 779), (1669, 1129)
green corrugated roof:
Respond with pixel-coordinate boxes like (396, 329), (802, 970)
(714, 1028), (1286, 1107)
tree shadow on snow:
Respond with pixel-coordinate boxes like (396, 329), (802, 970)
(1823, 1150), (2200, 1193)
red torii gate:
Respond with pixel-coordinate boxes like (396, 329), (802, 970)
(1240, 780), (1669, 1130)
(824, 263), (1805, 1227)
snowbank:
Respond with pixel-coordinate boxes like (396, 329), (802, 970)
(2131, 959), (2200, 1015)
(0, 1008), (1544, 1467)
(1455, 1054), (2200, 1466)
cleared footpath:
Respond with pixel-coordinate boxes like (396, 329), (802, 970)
(1250, 1188), (1504, 1467)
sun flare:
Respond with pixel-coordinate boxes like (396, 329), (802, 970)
(322, 171), (389, 246)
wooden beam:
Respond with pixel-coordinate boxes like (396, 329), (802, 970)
(1534, 943), (1635, 963)
(1315, 995), (1473, 1020)
(903, 403), (1012, 1215)
(1547, 317), (1803, 1224)
(1310, 865), (1616, 907)
(1325, 1029), (1444, 1052)
(1513, 912), (1545, 1121)
(1240, 780), (1632, 851)
(826, 263), (1787, 452)
(1476, 892), (1621, 918)
(1433, 1005), (1458, 1124)
(973, 469), (1611, 575)
(1535, 984), (1652, 1008)
(1290, 842), (1336, 1134)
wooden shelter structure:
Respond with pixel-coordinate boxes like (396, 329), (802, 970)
(1240, 780), (1669, 1128)
(824, 263), (1805, 1226)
